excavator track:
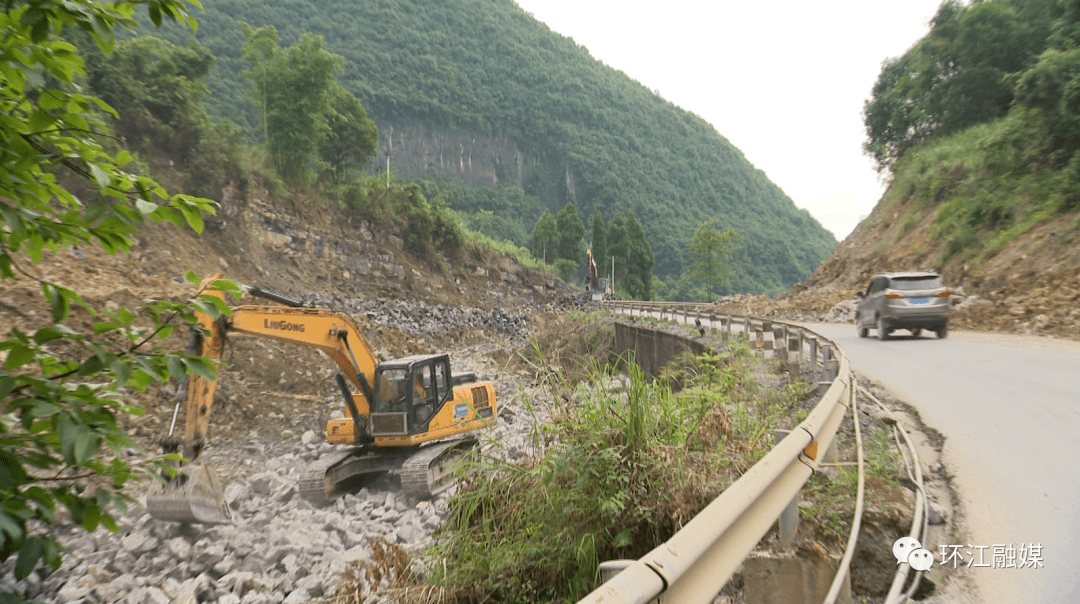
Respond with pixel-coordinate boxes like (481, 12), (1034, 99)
(299, 447), (415, 505)
(400, 437), (479, 499)
(298, 450), (356, 506)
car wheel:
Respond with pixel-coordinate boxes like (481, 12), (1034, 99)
(937, 325), (948, 339)
(856, 313), (868, 338)
(911, 328), (922, 337)
(877, 316), (889, 341)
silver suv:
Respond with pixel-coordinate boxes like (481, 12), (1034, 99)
(855, 271), (950, 340)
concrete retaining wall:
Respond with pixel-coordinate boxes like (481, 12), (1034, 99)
(613, 322), (708, 378)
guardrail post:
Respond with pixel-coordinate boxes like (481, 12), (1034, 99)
(826, 348), (839, 381)
(788, 335), (800, 382)
(755, 328), (764, 358)
(762, 321), (773, 355)
(821, 437), (840, 480)
(819, 345), (834, 395)
(744, 317), (751, 340)
(774, 327), (785, 363)
(809, 337), (818, 371)
(797, 329), (805, 363)
(774, 430), (800, 547)
(709, 312), (717, 336)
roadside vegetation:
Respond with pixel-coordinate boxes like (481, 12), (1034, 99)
(403, 313), (905, 603)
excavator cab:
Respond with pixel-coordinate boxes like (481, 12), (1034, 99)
(369, 354), (452, 437)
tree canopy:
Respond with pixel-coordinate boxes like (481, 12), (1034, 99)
(241, 25), (376, 187)
(531, 209), (558, 263)
(687, 220), (744, 301)
(863, 0), (1063, 172)
(555, 202), (585, 264)
(608, 211), (654, 299)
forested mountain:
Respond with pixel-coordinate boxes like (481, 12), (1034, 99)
(860, 0), (1080, 266)
(140, 0), (837, 296)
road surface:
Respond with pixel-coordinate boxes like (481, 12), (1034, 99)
(801, 323), (1080, 604)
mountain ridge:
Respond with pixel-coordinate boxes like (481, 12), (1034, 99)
(137, 0), (837, 296)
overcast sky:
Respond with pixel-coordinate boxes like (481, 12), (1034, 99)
(512, 0), (946, 240)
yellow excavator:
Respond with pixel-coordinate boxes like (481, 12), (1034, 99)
(146, 274), (496, 524)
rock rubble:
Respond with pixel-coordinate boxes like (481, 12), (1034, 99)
(5, 335), (550, 603)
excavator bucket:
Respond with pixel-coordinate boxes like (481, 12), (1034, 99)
(146, 462), (232, 524)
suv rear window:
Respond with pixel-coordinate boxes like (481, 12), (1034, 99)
(888, 276), (943, 290)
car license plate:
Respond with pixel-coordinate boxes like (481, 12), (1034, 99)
(910, 297), (929, 304)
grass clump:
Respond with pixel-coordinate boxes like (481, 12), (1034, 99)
(420, 338), (816, 602)
(885, 110), (1080, 264)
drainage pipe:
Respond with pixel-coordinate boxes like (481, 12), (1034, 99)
(858, 385), (927, 604)
(823, 378), (866, 603)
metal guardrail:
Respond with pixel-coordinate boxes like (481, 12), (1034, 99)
(578, 301), (854, 604)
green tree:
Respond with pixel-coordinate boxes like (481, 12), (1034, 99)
(319, 84), (378, 183)
(83, 36), (214, 161)
(242, 26), (344, 186)
(531, 209), (558, 262)
(239, 22), (277, 143)
(606, 211), (653, 299)
(622, 210), (655, 300)
(607, 213), (628, 291)
(555, 202), (585, 263)
(1014, 47), (1080, 162)
(687, 220), (744, 300)
(0, 0), (239, 596)
(591, 209), (607, 278)
(863, 0), (1049, 172)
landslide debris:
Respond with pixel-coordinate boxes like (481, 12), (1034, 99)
(713, 199), (1080, 340)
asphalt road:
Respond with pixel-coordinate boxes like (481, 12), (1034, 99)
(801, 322), (1080, 604)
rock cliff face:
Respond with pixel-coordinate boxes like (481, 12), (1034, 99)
(371, 119), (581, 203)
(373, 120), (531, 188)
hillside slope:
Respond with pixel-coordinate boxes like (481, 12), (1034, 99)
(139, 0), (836, 295)
(759, 190), (1080, 340)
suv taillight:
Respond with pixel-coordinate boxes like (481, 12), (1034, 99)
(885, 293), (904, 299)
(935, 291), (951, 297)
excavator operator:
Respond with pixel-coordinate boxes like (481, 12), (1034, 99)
(376, 370), (408, 413)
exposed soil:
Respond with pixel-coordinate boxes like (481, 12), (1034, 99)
(713, 196), (1080, 341)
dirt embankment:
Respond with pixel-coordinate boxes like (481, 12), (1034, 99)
(722, 193), (1080, 340)
(0, 183), (579, 443)
(0, 182), (592, 602)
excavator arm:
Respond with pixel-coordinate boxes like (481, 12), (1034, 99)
(177, 278), (381, 463)
(586, 248), (599, 291)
